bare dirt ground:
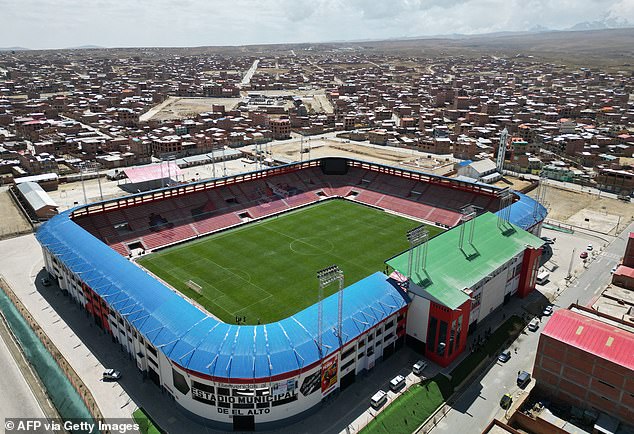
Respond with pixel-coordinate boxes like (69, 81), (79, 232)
(140, 96), (241, 122)
(307, 94), (334, 113)
(270, 140), (453, 174)
(0, 189), (32, 239)
(492, 176), (534, 192)
(531, 185), (634, 234)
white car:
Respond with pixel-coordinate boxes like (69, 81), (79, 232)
(389, 374), (406, 391)
(102, 369), (122, 381)
(611, 266), (618, 274)
(528, 318), (539, 332)
(412, 360), (428, 376)
(587, 244), (593, 251)
(542, 305), (554, 316)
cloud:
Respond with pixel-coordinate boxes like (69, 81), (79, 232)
(0, 0), (628, 49)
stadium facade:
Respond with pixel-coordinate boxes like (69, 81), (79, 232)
(36, 158), (546, 430)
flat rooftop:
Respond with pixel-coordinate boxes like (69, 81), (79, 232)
(386, 212), (544, 309)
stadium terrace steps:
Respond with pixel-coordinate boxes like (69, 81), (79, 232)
(110, 242), (130, 256)
(247, 199), (289, 218)
(191, 213), (242, 234)
(75, 165), (505, 254)
(284, 191), (317, 207)
(354, 189), (385, 206)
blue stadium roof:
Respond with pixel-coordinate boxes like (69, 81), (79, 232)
(497, 192), (547, 230)
(36, 212), (408, 380)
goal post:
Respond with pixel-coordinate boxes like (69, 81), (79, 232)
(186, 280), (203, 295)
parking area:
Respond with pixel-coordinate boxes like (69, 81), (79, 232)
(534, 225), (614, 304)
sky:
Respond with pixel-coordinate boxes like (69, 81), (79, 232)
(1, 0), (633, 49)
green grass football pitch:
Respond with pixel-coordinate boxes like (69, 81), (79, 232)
(138, 199), (443, 324)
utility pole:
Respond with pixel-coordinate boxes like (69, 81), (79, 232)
(80, 164), (88, 205)
(567, 248), (576, 280)
(96, 163), (103, 201)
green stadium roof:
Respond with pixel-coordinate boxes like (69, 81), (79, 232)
(386, 212), (544, 310)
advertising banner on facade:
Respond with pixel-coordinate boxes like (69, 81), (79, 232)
(321, 356), (338, 394)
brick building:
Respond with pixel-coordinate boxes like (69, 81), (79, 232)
(532, 305), (634, 425)
(269, 118), (291, 140)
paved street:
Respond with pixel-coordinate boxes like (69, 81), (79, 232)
(429, 221), (634, 434)
(0, 235), (135, 423)
(0, 328), (47, 421)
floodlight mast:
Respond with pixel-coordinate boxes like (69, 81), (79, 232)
(317, 265), (345, 353)
(497, 190), (514, 229)
(406, 225), (429, 282)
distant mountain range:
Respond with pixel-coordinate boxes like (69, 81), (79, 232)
(0, 46), (30, 52)
(66, 45), (104, 50)
(568, 16), (631, 31)
(1, 20), (632, 51)
(527, 16), (632, 33)
(0, 44), (103, 51)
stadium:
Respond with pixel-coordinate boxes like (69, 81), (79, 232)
(36, 157), (547, 431)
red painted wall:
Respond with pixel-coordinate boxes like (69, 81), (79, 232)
(517, 247), (542, 298)
(425, 299), (471, 367)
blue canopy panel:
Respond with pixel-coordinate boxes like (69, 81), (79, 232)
(36, 212), (409, 381)
(497, 192), (548, 230)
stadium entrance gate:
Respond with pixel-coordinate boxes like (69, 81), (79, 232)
(234, 415), (255, 431)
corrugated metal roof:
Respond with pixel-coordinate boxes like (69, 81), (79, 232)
(36, 212), (408, 380)
(542, 309), (634, 371)
(16, 181), (57, 211)
(614, 265), (634, 279)
(123, 162), (183, 184)
(386, 212), (544, 309)
(496, 192), (547, 230)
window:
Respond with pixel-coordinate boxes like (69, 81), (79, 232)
(146, 345), (158, 357)
(472, 293), (482, 308)
(341, 359), (355, 371)
(437, 320), (448, 356)
(427, 317), (438, 353)
(341, 346), (356, 360)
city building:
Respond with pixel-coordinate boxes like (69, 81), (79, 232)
(532, 305), (634, 425)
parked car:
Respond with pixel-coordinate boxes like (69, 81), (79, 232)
(500, 393), (513, 409)
(40, 277), (51, 287)
(412, 360), (428, 376)
(611, 266), (618, 274)
(528, 318), (540, 332)
(617, 194), (631, 202)
(587, 244), (593, 251)
(102, 369), (122, 381)
(580, 251), (588, 259)
(389, 374), (406, 392)
(542, 305), (553, 316)
(370, 390), (387, 409)
(498, 350), (511, 363)
(541, 237), (555, 245)
(517, 371), (531, 388)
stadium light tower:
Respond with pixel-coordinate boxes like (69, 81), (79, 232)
(459, 205), (477, 251)
(317, 265), (345, 352)
(406, 225), (429, 284)
(497, 190), (514, 230)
